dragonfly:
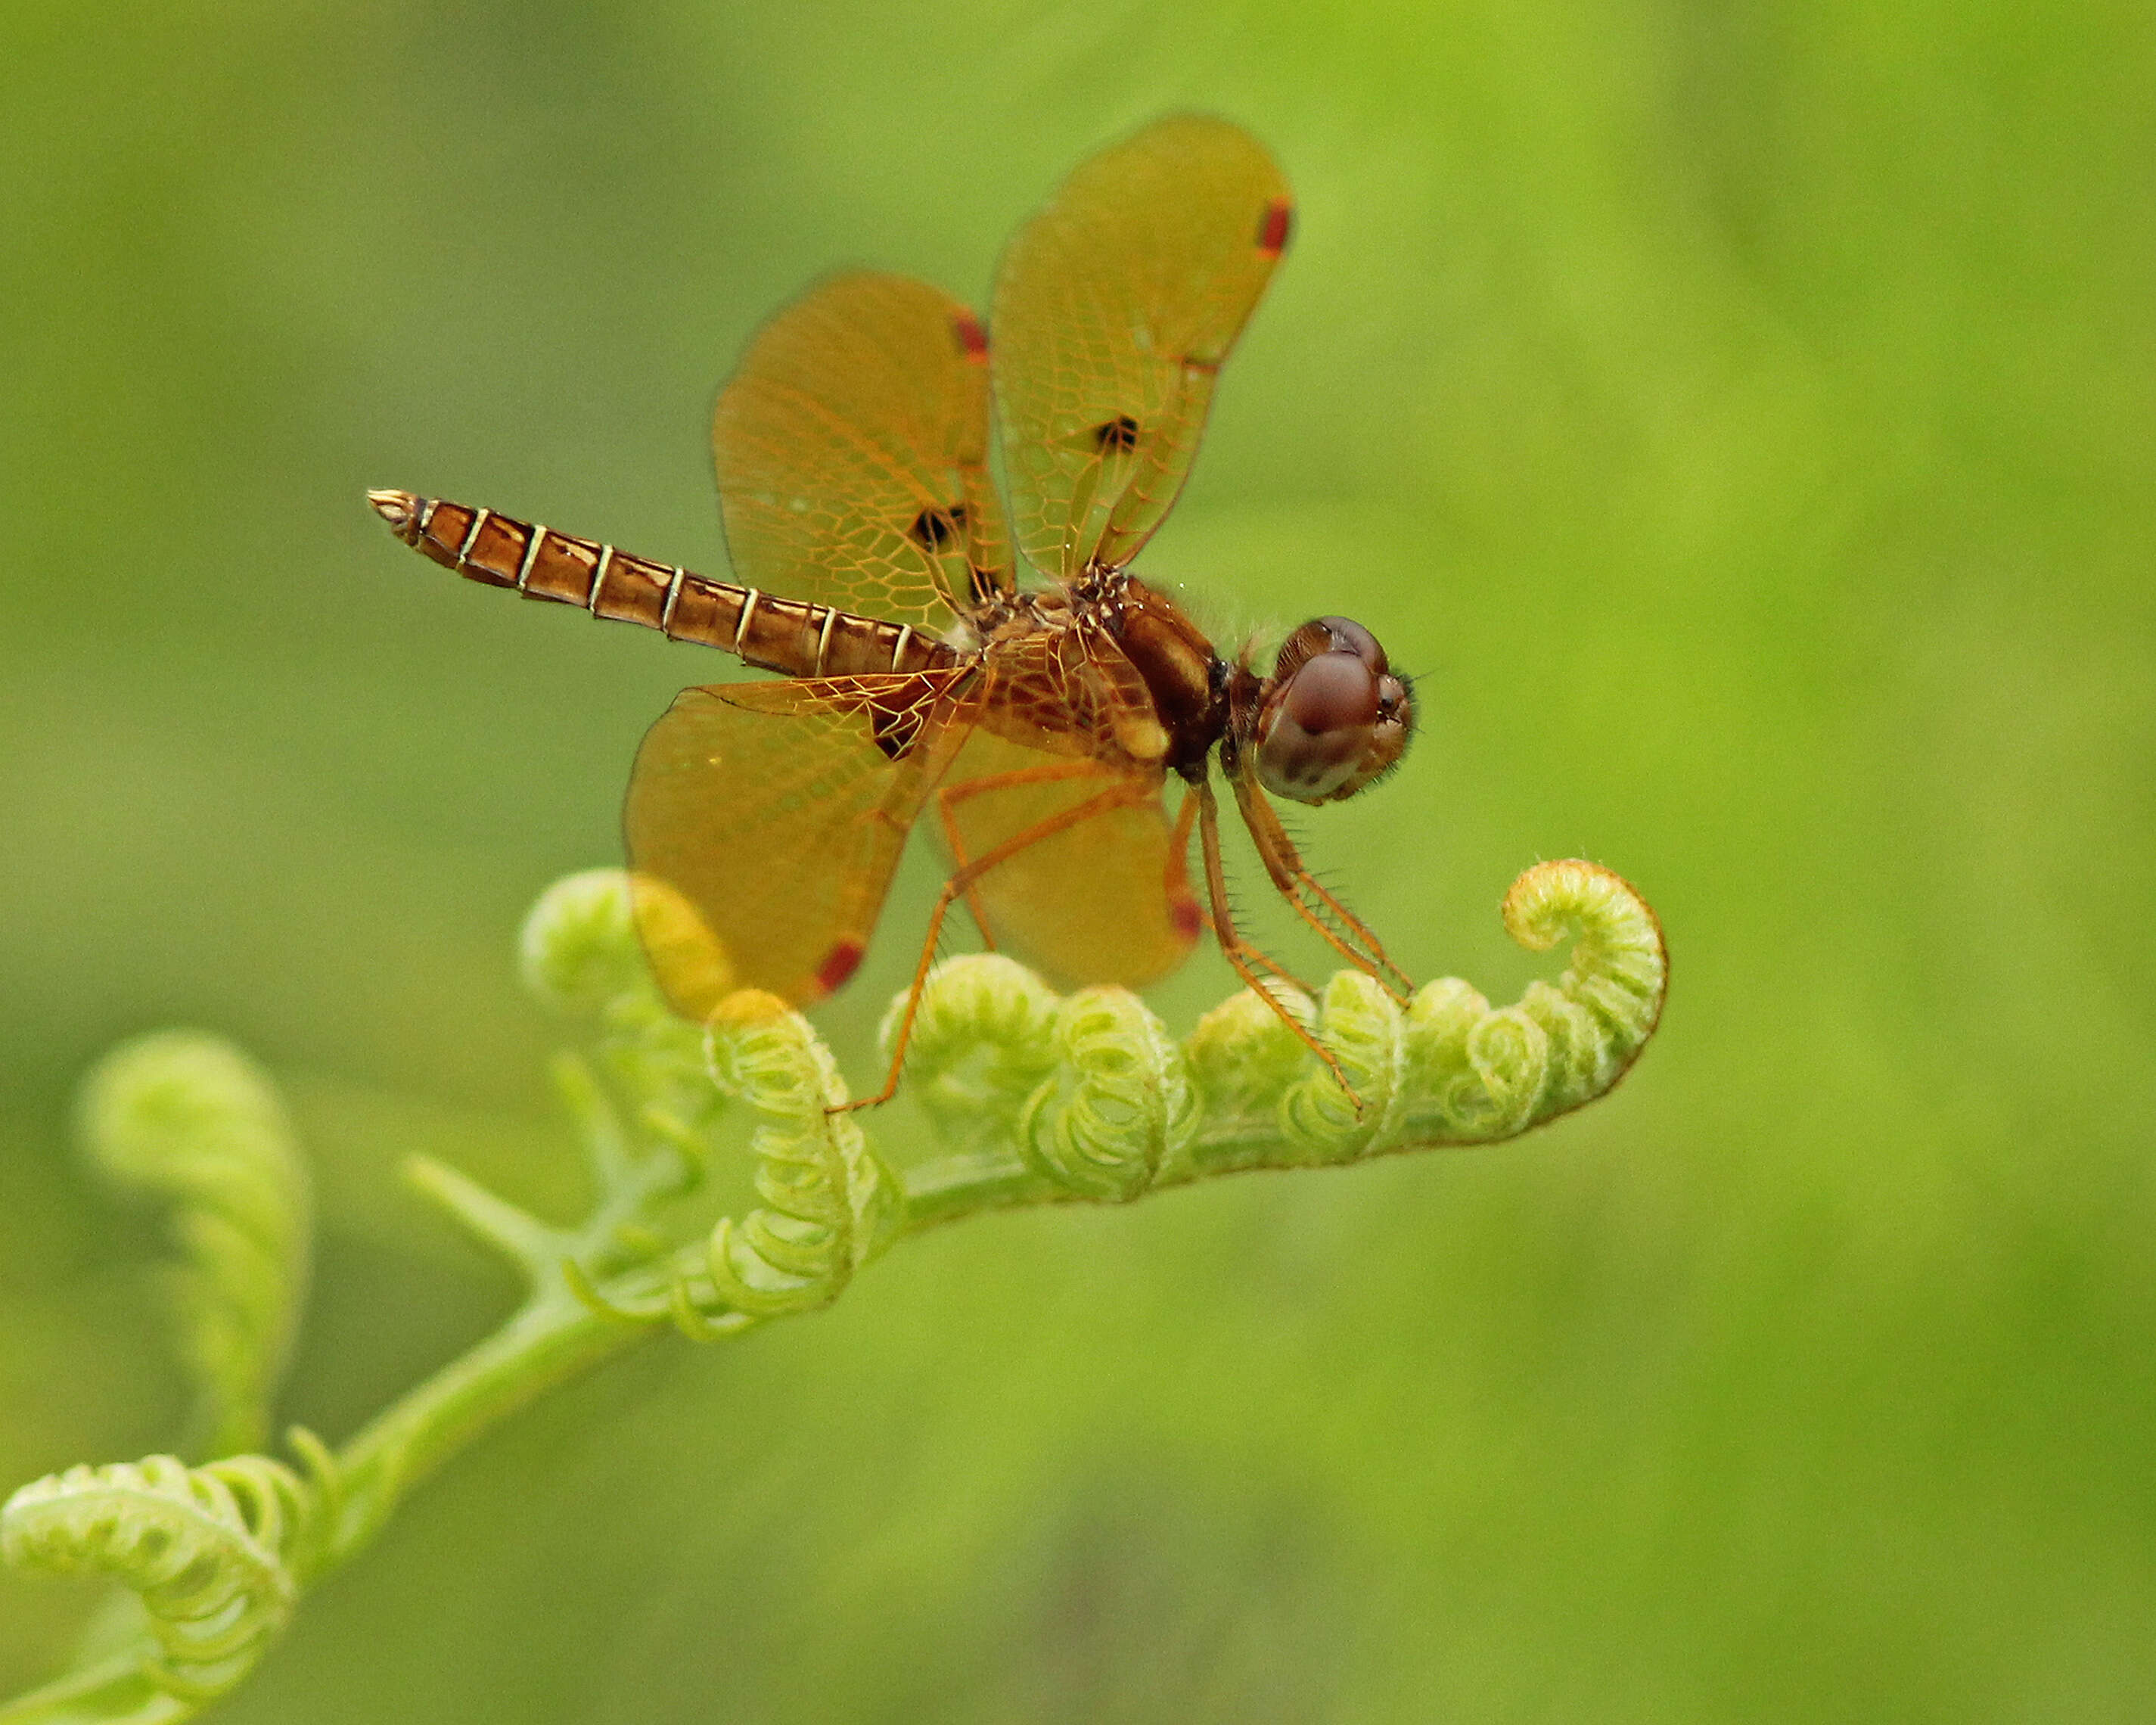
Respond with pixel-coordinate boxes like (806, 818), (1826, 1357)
(369, 114), (1416, 1106)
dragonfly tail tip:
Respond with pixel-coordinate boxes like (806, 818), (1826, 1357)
(366, 488), (420, 534)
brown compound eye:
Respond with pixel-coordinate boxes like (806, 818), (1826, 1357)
(1254, 617), (1416, 804)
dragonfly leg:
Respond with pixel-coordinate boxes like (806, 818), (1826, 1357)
(1230, 772), (1414, 1003)
(1163, 781), (1203, 956)
(838, 776), (1161, 1112)
(1194, 779), (1364, 1113)
(1235, 942), (1318, 998)
(930, 759), (1116, 949)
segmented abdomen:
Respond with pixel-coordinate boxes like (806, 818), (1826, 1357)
(365, 490), (957, 680)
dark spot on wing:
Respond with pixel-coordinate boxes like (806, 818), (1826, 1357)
(1257, 198), (1293, 256)
(869, 680), (935, 760)
(909, 502), (968, 551)
(1092, 415), (1141, 454)
(871, 709), (921, 760)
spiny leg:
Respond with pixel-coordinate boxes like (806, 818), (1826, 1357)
(1194, 779), (1362, 1111)
(1238, 942), (1318, 996)
(840, 778), (1162, 1112)
(1287, 869), (1412, 997)
(1182, 775), (1312, 994)
(1163, 780), (1205, 956)
(1280, 869), (1413, 1002)
(1231, 773), (1414, 1002)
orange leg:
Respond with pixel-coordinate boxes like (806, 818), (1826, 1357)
(1235, 941), (1317, 996)
(1182, 776), (1310, 995)
(1163, 779), (1205, 956)
(931, 758), (1114, 948)
(1231, 772), (1414, 1002)
(1194, 778), (1362, 1111)
(839, 776), (1162, 1112)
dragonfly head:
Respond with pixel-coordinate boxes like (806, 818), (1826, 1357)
(1251, 617), (1415, 804)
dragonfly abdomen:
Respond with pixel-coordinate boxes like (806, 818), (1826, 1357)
(367, 490), (955, 679)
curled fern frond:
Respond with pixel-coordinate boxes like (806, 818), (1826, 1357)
(2, 1454), (318, 1704)
(1180, 981), (1315, 1117)
(1201, 860), (1660, 1161)
(520, 869), (722, 1139)
(906, 860), (1665, 1207)
(519, 867), (649, 1013)
(1277, 972), (1413, 1161)
(76, 1034), (312, 1459)
(1395, 859), (1667, 1144)
(1015, 986), (1199, 1199)
(695, 993), (899, 1319)
(0, 860), (1664, 1725)
(883, 954), (1061, 1151)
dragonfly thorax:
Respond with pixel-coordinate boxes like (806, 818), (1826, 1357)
(1094, 573), (1232, 775)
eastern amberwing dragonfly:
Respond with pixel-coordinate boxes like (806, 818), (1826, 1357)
(371, 115), (1415, 1105)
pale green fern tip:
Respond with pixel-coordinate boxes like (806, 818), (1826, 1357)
(519, 867), (647, 1013)
(1, 1453), (319, 1707)
(73, 1033), (312, 1461)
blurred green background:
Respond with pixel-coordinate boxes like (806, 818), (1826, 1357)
(4, 0), (2151, 1718)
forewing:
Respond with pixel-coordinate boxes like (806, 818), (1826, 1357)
(625, 670), (977, 1016)
(713, 272), (1014, 629)
(991, 116), (1291, 580)
(936, 729), (1200, 991)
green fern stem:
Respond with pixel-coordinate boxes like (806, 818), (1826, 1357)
(324, 1286), (666, 1561)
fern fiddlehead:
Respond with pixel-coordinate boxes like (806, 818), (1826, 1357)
(74, 1033), (312, 1460)
(1016, 984), (1202, 1201)
(4, 858), (1663, 1723)
(695, 992), (900, 1319)
(895, 857), (1664, 1230)
(1, 1453), (325, 1714)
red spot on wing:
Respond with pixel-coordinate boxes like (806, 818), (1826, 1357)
(952, 309), (989, 362)
(1170, 890), (1203, 944)
(1257, 198), (1293, 257)
(814, 940), (866, 996)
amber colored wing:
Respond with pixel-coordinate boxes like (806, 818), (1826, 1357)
(713, 273), (1014, 630)
(625, 669), (979, 1016)
(990, 115), (1292, 581)
(933, 728), (1200, 991)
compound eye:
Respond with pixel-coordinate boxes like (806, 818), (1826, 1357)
(1272, 615), (1387, 682)
(1254, 617), (1416, 804)
(1255, 651), (1384, 803)
(1285, 650), (1380, 735)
